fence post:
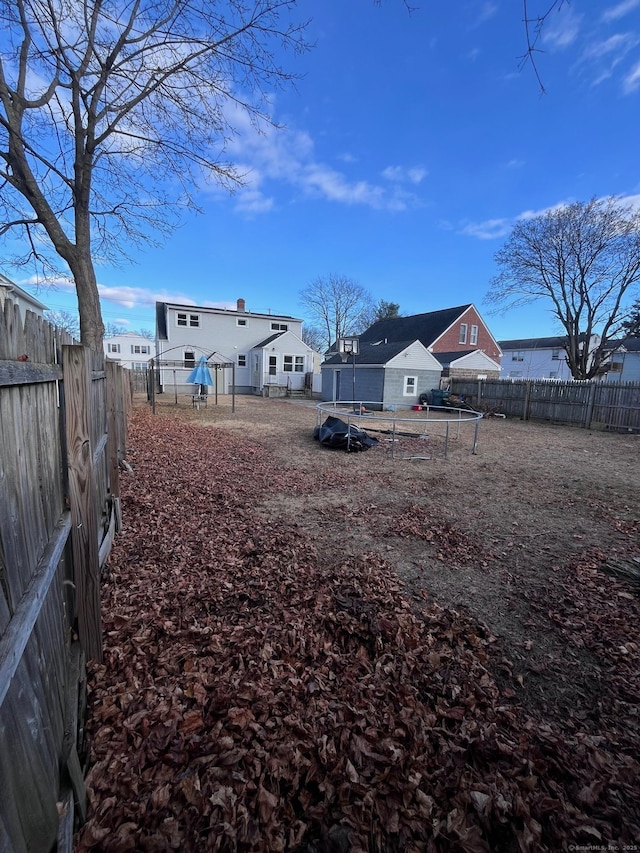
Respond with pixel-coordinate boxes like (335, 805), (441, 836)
(523, 381), (532, 421)
(105, 361), (122, 532)
(63, 345), (103, 662)
(584, 381), (597, 430)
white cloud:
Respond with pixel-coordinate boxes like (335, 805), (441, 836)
(460, 194), (640, 240)
(473, 2), (498, 27)
(623, 60), (640, 91)
(542, 6), (582, 50)
(459, 218), (513, 240)
(20, 274), (199, 311)
(381, 165), (428, 184)
(602, 0), (640, 22)
(209, 101), (423, 214)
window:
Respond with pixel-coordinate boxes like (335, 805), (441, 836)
(132, 362), (146, 370)
(551, 349), (561, 360)
(237, 318), (247, 327)
(549, 371), (558, 379)
(283, 355), (305, 373)
(459, 324), (468, 344)
(271, 322), (288, 331)
(509, 371), (523, 378)
(403, 376), (417, 396)
(107, 343), (120, 353)
(131, 344), (150, 354)
(512, 351), (525, 362)
(177, 312), (200, 327)
(237, 354), (246, 367)
(609, 362), (622, 372)
(184, 350), (195, 368)
(470, 325), (478, 345)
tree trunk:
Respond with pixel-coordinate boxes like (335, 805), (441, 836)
(66, 249), (105, 351)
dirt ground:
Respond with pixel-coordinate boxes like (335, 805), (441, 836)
(148, 393), (639, 718)
(75, 395), (640, 851)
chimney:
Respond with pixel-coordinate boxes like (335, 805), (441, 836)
(237, 298), (246, 313)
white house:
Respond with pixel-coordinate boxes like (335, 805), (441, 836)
(0, 273), (48, 319)
(498, 335), (600, 380)
(103, 332), (155, 370)
(155, 297), (320, 396)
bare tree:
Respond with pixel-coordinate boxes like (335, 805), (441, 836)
(44, 309), (80, 339)
(299, 274), (374, 353)
(104, 322), (128, 337)
(0, 0), (307, 349)
(486, 198), (640, 380)
(301, 324), (325, 353)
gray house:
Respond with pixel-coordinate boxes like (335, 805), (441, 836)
(602, 337), (640, 382)
(321, 340), (442, 407)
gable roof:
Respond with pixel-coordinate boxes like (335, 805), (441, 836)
(359, 304), (472, 349)
(433, 350), (476, 367)
(323, 340), (418, 366)
(253, 332), (286, 348)
(498, 334), (590, 350)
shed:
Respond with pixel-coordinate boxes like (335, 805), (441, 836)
(321, 340), (442, 407)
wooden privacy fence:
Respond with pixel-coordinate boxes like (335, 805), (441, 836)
(450, 377), (640, 432)
(0, 298), (130, 852)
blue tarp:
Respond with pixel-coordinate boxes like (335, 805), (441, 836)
(187, 356), (213, 389)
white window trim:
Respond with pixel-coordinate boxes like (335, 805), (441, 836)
(237, 318), (248, 327)
(459, 324), (468, 344)
(237, 354), (247, 367)
(403, 375), (418, 396)
(470, 324), (478, 345)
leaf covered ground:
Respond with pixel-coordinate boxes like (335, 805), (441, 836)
(75, 400), (640, 852)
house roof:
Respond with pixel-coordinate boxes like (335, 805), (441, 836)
(359, 304), (472, 348)
(253, 332), (286, 348)
(433, 350), (476, 366)
(498, 334), (590, 350)
(0, 273), (48, 311)
(323, 340), (423, 366)
(622, 336), (640, 352)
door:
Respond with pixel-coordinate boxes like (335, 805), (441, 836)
(334, 369), (341, 401)
(268, 355), (277, 383)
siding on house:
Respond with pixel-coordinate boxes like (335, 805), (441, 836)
(104, 333), (155, 370)
(0, 273), (48, 319)
(430, 305), (501, 361)
(320, 340), (443, 407)
(498, 335), (597, 380)
(155, 299), (307, 394)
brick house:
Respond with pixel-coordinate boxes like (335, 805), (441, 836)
(359, 304), (502, 375)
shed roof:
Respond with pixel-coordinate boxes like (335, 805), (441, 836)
(323, 340), (416, 366)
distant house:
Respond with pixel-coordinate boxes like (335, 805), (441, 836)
(321, 340), (443, 407)
(0, 273), (48, 319)
(155, 297), (320, 396)
(600, 338), (640, 383)
(103, 333), (155, 370)
(498, 335), (599, 380)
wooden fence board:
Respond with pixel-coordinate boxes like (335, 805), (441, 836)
(451, 377), (640, 432)
(0, 300), (128, 849)
(63, 345), (103, 662)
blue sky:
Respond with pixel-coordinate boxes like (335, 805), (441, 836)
(15, 0), (640, 341)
